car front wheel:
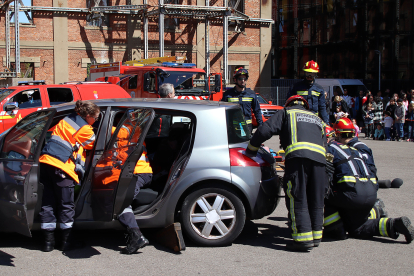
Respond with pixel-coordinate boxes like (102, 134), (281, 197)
(180, 186), (246, 246)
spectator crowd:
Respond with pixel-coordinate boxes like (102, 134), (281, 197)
(326, 88), (414, 142)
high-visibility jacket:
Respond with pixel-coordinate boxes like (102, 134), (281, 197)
(288, 80), (329, 124)
(221, 87), (263, 126)
(327, 140), (377, 191)
(40, 113), (95, 183)
(248, 105), (326, 164)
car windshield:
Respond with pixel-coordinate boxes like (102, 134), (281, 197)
(0, 89), (15, 102)
(226, 108), (251, 144)
(256, 94), (268, 104)
(342, 85), (367, 97)
(159, 71), (207, 94)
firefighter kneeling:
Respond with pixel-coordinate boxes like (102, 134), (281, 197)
(324, 118), (414, 243)
(246, 95), (327, 252)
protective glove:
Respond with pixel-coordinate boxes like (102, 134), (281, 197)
(75, 163), (85, 179)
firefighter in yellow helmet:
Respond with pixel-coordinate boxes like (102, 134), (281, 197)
(39, 100), (99, 252)
(288, 60), (329, 124)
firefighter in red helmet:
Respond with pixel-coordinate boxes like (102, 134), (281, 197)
(246, 95), (327, 251)
(323, 117), (414, 243)
(288, 60), (329, 124)
(221, 67), (263, 132)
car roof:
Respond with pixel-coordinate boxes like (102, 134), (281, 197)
(50, 98), (240, 113)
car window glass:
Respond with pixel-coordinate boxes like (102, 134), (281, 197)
(47, 88), (74, 105)
(7, 89), (42, 110)
(257, 95), (268, 104)
(1, 110), (53, 161)
(226, 108), (251, 144)
(128, 75), (138, 89)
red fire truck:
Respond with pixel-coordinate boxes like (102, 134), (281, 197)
(89, 56), (223, 101)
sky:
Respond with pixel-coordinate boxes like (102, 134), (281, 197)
(11, 0), (31, 24)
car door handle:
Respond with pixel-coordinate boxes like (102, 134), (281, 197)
(14, 175), (25, 181)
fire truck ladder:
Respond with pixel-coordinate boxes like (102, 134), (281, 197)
(124, 56), (186, 66)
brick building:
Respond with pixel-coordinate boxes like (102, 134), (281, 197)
(0, 0), (273, 89)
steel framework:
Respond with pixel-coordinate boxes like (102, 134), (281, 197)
(0, 1), (273, 81)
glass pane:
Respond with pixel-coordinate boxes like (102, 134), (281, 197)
(1, 110), (53, 160)
(226, 108), (251, 144)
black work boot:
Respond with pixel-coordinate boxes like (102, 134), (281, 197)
(374, 198), (388, 218)
(42, 230), (55, 252)
(286, 241), (313, 252)
(389, 217), (414, 244)
(60, 228), (85, 251)
(313, 239), (321, 247)
(122, 227), (149, 254)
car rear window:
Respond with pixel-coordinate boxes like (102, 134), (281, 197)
(226, 108), (251, 144)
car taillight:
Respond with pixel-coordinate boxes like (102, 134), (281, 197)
(229, 148), (270, 167)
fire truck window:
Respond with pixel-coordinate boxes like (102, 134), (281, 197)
(149, 73), (156, 92)
(128, 75), (138, 89)
(47, 88), (74, 105)
(8, 89), (42, 109)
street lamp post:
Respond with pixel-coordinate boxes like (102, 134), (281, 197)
(374, 50), (382, 91)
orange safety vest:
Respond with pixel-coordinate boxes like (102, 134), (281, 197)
(39, 113), (95, 183)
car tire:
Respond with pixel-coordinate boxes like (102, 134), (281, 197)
(180, 185), (246, 247)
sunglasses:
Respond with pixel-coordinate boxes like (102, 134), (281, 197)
(237, 77), (247, 81)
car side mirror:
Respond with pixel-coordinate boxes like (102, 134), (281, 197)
(214, 75), (222, 93)
(268, 101), (272, 105)
(5, 102), (18, 111)
(143, 72), (150, 91)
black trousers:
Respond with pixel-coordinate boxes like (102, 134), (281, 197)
(283, 158), (327, 244)
(118, 173), (152, 229)
(39, 163), (76, 230)
(325, 180), (388, 238)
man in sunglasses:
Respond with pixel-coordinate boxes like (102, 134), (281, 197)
(221, 67), (263, 132)
(288, 60), (329, 124)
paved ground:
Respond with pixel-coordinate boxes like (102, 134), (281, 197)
(1, 137), (414, 275)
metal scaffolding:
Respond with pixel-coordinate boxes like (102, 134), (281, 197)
(0, 1), (273, 81)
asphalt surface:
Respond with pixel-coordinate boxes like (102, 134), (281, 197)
(1, 136), (414, 275)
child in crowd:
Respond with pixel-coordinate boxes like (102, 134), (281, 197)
(382, 111), (394, 141)
(406, 103), (414, 142)
(334, 106), (348, 120)
(363, 102), (375, 139)
(374, 124), (384, 140)
(352, 118), (361, 137)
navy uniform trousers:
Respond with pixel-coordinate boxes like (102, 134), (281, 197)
(283, 158), (327, 244)
(118, 173), (152, 229)
(39, 163), (76, 231)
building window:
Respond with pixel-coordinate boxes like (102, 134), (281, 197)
(10, 0), (33, 24)
(229, 0), (244, 13)
(87, 0), (109, 27)
(164, 0), (179, 32)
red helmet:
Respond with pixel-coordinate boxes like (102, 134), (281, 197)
(333, 118), (355, 136)
(233, 67), (249, 80)
(325, 126), (335, 138)
(285, 95), (309, 110)
(303, 60), (319, 73)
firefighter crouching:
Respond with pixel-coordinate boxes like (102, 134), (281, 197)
(287, 60), (329, 124)
(39, 100), (100, 252)
(221, 67), (263, 132)
(323, 118), (414, 243)
(246, 95), (327, 252)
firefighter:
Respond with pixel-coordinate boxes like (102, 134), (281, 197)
(39, 100), (99, 252)
(221, 67), (263, 132)
(246, 95), (327, 251)
(287, 60), (329, 124)
(323, 118), (414, 243)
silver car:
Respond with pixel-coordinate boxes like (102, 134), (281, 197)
(0, 98), (281, 246)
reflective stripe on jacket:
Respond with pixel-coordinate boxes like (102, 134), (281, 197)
(221, 87), (263, 126)
(249, 105), (326, 164)
(288, 80), (329, 124)
(40, 113), (95, 183)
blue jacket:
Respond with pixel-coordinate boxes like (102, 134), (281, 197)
(347, 137), (377, 181)
(327, 141), (377, 192)
(221, 87), (263, 126)
(288, 80), (329, 124)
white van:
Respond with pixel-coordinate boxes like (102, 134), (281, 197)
(315, 79), (368, 98)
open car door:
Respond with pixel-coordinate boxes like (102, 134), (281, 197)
(91, 108), (154, 221)
(0, 110), (55, 237)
